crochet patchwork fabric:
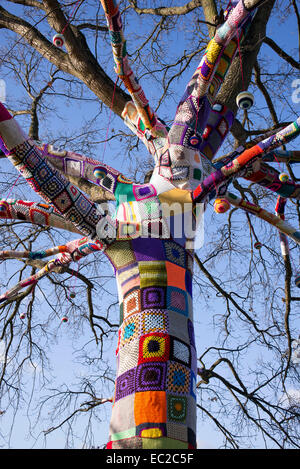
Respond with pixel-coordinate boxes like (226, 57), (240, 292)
(105, 235), (197, 448)
(99, 1), (256, 447)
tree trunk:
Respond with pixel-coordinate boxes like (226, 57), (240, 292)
(105, 238), (197, 449)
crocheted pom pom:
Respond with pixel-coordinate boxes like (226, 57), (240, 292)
(189, 135), (200, 147)
(94, 168), (106, 179)
(53, 34), (65, 48)
(0, 201), (9, 214)
(236, 91), (254, 110)
(279, 173), (289, 182)
(214, 198), (230, 213)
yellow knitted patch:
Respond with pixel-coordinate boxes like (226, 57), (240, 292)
(206, 39), (222, 64)
(139, 261), (167, 288)
(142, 336), (166, 359)
(140, 428), (163, 438)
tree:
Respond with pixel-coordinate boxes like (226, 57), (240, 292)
(0, 0), (299, 449)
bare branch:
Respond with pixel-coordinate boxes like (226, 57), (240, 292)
(128, 0), (202, 17)
(264, 36), (300, 70)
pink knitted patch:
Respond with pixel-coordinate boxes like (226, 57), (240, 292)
(0, 103), (12, 122)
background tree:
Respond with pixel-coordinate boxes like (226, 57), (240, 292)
(0, 0), (299, 449)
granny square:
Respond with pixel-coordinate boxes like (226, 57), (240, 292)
(170, 337), (191, 367)
(166, 286), (189, 316)
(141, 310), (168, 334)
(121, 313), (140, 347)
(135, 362), (167, 392)
(167, 395), (187, 423)
(115, 368), (136, 401)
(133, 184), (157, 201)
(167, 362), (190, 394)
(141, 286), (166, 310)
(123, 287), (141, 319)
(163, 240), (186, 267)
(138, 333), (170, 363)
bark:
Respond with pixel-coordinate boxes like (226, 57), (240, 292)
(128, 0), (203, 16)
(0, 0), (275, 131)
(0, 3), (130, 116)
(201, 0), (218, 37)
(216, 0), (276, 113)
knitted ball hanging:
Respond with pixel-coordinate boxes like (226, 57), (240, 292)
(214, 198), (231, 214)
(236, 91), (254, 110)
(279, 173), (289, 182)
(254, 241), (262, 249)
(52, 34), (65, 48)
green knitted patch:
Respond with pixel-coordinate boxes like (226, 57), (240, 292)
(115, 181), (135, 204)
(141, 437), (188, 449)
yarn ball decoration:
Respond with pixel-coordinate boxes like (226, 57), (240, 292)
(279, 173), (289, 182)
(236, 91), (254, 110)
(52, 34), (65, 48)
(61, 316), (69, 323)
(0, 201), (9, 214)
(254, 241), (262, 249)
(189, 135), (201, 147)
(214, 198), (231, 213)
(94, 168), (106, 179)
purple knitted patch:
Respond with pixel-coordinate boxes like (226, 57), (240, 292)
(135, 362), (167, 391)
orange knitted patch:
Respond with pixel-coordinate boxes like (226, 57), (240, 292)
(237, 144), (263, 167)
(165, 261), (186, 290)
(134, 391), (167, 425)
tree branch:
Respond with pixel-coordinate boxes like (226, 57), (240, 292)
(7, 0), (44, 8)
(0, 3), (130, 116)
(216, 0), (276, 112)
(263, 36), (300, 70)
(291, 0), (300, 62)
(128, 0), (202, 17)
(254, 60), (279, 126)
